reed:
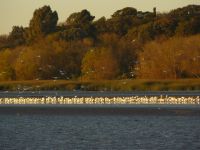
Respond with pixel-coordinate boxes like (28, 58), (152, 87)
(0, 79), (199, 91)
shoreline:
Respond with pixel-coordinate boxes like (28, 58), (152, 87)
(0, 91), (200, 98)
(0, 79), (200, 91)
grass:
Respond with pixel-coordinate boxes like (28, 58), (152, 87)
(0, 79), (200, 91)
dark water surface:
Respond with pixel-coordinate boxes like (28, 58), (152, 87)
(0, 113), (200, 150)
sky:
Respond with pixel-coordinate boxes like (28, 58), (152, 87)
(0, 0), (200, 35)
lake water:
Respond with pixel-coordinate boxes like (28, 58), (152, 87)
(0, 113), (200, 150)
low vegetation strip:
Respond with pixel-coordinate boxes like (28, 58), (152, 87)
(0, 79), (200, 91)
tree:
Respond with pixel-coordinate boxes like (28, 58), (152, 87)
(0, 35), (8, 50)
(0, 49), (16, 80)
(52, 40), (89, 79)
(61, 28), (86, 40)
(176, 16), (200, 36)
(14, 37), (90, 80)
(7, 26), (26, 47)
(112, 7), (137, 18)
(64, 9), (95, 40)
(114, 38), (138, 78)
(97, 33), (138, 78)
(27, 5), (58, 42)
(14, 46), (43, 80)
(94, 17), (108, 34)
(97, 33), (120, 49)
(170, 5), (200, 21)
(137, 23), (154, 43)
(153, 17), (177, 37)
(66, 9), (95, 25)
(136, 35), (200, 79)
(81, 48), (119, 80)
(107, 7), (138, 35)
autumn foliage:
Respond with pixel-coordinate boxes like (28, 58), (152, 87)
(81, 48), (119, 80)
(0, 5), (200, 80)
(136, 35), (200, 79)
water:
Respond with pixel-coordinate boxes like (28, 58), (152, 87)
(0, 113), (200, 150)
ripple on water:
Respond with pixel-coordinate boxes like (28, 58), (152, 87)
(0, 115), (200, 149)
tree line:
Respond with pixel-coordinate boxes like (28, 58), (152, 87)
(0, 5), (200, 80)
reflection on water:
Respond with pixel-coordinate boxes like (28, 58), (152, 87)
(0, 114), (200, 149)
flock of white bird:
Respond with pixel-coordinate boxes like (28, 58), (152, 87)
(0, 96), (199, 105)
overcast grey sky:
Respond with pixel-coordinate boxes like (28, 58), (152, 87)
(0, 0), (200, 34)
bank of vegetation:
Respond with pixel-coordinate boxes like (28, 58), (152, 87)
(0, 79), (199, 91)
(0, 5), (199, 84)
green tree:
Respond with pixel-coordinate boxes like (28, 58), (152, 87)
(107, 7), (138, 35)
(137, 23), (154, 43)
(97, 33), (138, 78)
(170, 5), (200, 21)
(112, 7), (137, 18)
(63, 9), (95, 40)
(94, 17), (108, 34)
(27, 5), (58, 42)
(66, 9), (95, 25)
(0, 35), (8, 50)
(7, 26), (26, 47)
(153, 17), (177, 37)
(51, 40), (89, 79)
(176, 16), (200, 36)
(61, 28), (85, 40)
(115, 39), (138, 78)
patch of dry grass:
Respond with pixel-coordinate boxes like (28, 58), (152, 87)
(0, 79), (199, 91)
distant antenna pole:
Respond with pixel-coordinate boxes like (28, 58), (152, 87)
(153, 7), (156, 17)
